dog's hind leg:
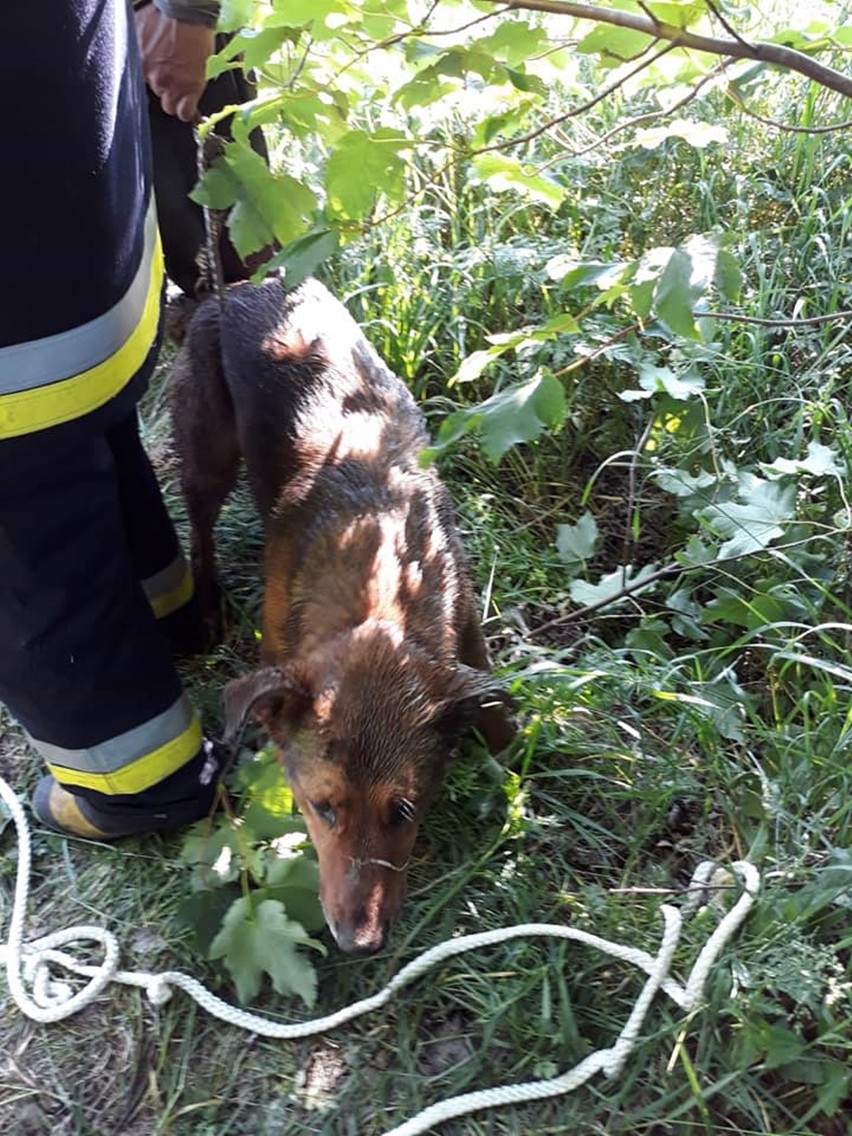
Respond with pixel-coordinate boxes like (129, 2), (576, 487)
(170, 304), (240, 640)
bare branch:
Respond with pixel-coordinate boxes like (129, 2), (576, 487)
(725, 83), (852, 133)
(699, 309), (852, 328)
(487, 0), (852, 99)
(473, 41), (676, 156)
(546, 62), (724, 162)
(705, 0), (752, 50)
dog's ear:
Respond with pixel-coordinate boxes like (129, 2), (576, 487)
(431, 666), (512, 750)
(223, 665), (311, 742)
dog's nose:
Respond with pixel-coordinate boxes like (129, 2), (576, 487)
(334, 919), (389, 957)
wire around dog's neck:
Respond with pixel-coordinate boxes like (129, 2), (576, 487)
(194, 123), (227, 316)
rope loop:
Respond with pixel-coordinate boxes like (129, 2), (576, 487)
(1, 774), (758, 1134)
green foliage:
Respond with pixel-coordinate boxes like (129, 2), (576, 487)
(426, 370), (566, 464)
(197, 0), (849, 280)
(177, 746), (325, 1006)
(208, 896), (321, 1007)
(158, 4), (852, 1131)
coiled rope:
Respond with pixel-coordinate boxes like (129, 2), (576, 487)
(0, 775), (758, 1136)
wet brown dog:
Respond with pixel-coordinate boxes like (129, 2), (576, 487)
(171, 277), (513, 955)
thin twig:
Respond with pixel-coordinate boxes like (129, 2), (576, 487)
(706, 0), (753, 50)
(700, 309), (852, 328)
(547, 64), (724, 163)
(725, 82), (852, 134)
(552, 323), (643, 378)
(472, 42), (677, 157)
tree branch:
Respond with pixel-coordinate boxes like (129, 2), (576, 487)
(489, 1), (852, 99)
(699, 309), (852, 328)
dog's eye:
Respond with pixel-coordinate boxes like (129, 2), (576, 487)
(389, 798), (417, 828)
(310, 800), (336, 827)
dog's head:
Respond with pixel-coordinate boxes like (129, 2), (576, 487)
(223, 624), (498, 955)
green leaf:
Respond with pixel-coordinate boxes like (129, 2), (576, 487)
(470, 154), (565, 211)
(260, 228), (340, 289)
(650, 235), (732, 340)
(209, 897), (322, 1006)
(433, 372), (565, 464)
(697, 480), (797, 558)
(505, 68), (547, 96)
(632, 119), (728, 150)
(569, 564), (659, 609)
(714, 248), (742, 303)
(234, 26), (297, 70)
(236, 749), (293, 803)
(654, 247), (701, 339)
(267, 0), (354, 29)
(761, 441), (845, 479)
(654, 467), (718, 498)
(556, 512), (599, 565)
(787, 849), (852, 921)
(218, 0), (256, 33)
(546, 257), (625, 289)
(264, 91), (349, 142)
(325, 129), (408, 221)
(575, 25), (654, 63)
(395, 71), (456, 112)
(451, 346), (508, 386)
(636, 364), (705, 401)
(192, 163), (238, 211)
(264, 853), (325, 932)
(240, 800), (305, 841)
(193, 146), (318, 257)
(471, 20), (551, 66)
(755, 1023), (807, 1071)
(675, 534), (718, 567)
(625, 619), (674, 659)
(479, 373), (565, 464)
(702, 588), (750, 628)
(641, 2), (705, 27)
(815, 1065), (852, 1116)
(181, 823), (243, 888)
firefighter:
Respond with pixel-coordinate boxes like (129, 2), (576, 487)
(0, 0), (223, 838)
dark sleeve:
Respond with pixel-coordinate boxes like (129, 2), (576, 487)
(152, 0), (219, 26)
(0, 0), (151, 345)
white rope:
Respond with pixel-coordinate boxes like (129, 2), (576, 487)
(0, 775), (758, 1134)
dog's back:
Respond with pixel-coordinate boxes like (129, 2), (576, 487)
(218, 279), (423, 515)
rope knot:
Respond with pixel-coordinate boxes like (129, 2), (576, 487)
(146, 975), (174, 1007)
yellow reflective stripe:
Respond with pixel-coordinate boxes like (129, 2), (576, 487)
(0, 237), (163, 439)
(144, 557), (195, 619)
(47, 715), (202, 796)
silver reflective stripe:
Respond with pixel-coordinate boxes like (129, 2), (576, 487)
(0, 199), (159, 394)
(27, 693), (195, 775)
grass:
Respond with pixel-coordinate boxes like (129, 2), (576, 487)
(2, 29), (852, 1136)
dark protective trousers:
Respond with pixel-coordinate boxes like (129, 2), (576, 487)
(0, 411), (212, 825)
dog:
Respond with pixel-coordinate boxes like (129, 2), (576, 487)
(170, 276), (514, 955)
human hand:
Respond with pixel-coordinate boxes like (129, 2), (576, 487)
(134, 5), (214, 122)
